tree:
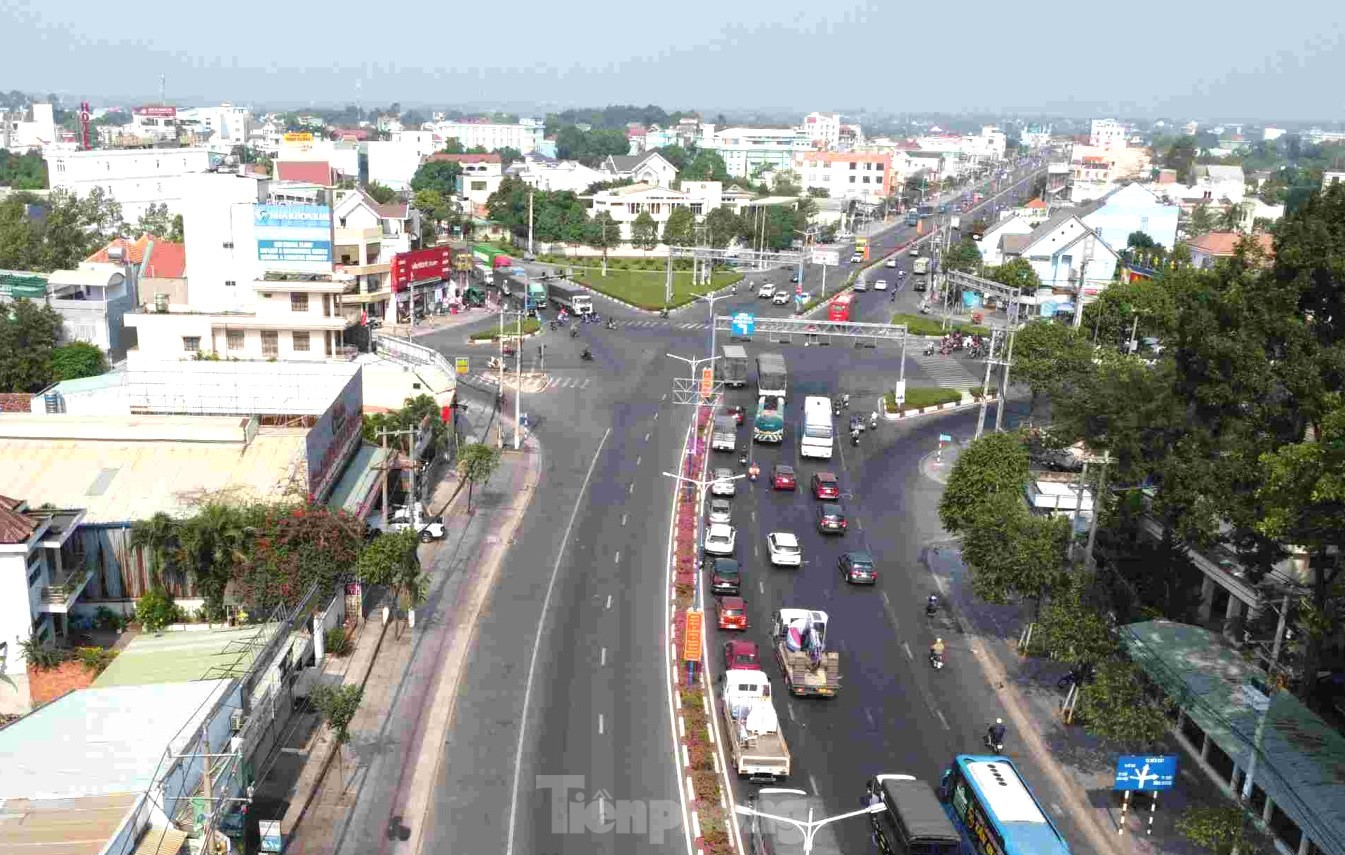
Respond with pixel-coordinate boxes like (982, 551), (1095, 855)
(410, 160), (462, 198)
(365, 182), (397, 205)
(960, 493), (1070, 619)
(704, 207), (741, 249)
(0, 150), (48, 189)
(1080, 277), (1178, 352)
(0, 298), (62, 392)
(680, 149), (730, 183)
(1163, 136), (1198, 180)
(985, 257), (1041, 293)
(496, 147), (523, 168)
(1038, 576), (1117, 667)
(1176, 805), (1268, 855)
(942, 238), (983, 273)
(49, 341), (107, 382)
(1010, 320), (1095, 409)
(310, 683), (364, 778)
(355, 529), (421, 635)
(938, 431), (1031, 535)
(588, 211), (621, 274)
(130, 512), (186, 591)
(135, 202), (175, 239)
(662, 205), (694, 247)
(235, 504), (363, 608)
(630, 210), (659, 251)
(0, 188), (125, 272)
(178, 503), (254, 621)
(1075, 660), (1169, 743)
(412, 188), (449, 225)
(1189, 203), (1215, 235)
(1217, 205), (1244, 232)
(457, 443), (501, 511)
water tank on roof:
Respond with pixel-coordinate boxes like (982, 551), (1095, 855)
(154, 293), (169, 313)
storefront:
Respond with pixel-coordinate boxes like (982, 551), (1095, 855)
(391, 247), (452, 322)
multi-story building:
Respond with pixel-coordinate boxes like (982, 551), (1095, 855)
(44, 147), (214, 222)
(275, 135), (361, 182)
(794, 151), (892, 203)
(1067, 144), (1152, 203)
(0, 102), (56, 151)
(176, 103), (251, 151)
(1089, 118), (1127, 150)
(1020, 125), (1053, 149)
(598, 151), (678, 188)
(506, 156), (607, 194)
(130, 106), (181, 143)
(366, 137), (440, 191)
(1, 261), (138, 360)
(587, 181), (725, 242)
(802, 112), (841, 149)
(701, 127), (813, 178)
(428, 118), (544, 154)
(1190, 165), (1247, 207)
(426, 153), (504, 213)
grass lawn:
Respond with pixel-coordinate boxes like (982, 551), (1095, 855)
(469, 318), (541, 341)
(889, 313), (990, 337)
(882, 387), (963, 413)
(575, 268), (744, 310)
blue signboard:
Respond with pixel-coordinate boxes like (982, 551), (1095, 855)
(1114, 755), (1178, 791)
(254, 204), (332, 263)
(731, 312), (755, 336)
(258, 239), (333, 263)
(253, 204), (331, 229)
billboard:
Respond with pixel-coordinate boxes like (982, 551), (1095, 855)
(135, 106), (178, 118)
(306, 371), (364, 503)
(254, 204), (332, 264)
(391, 247), (452, 292)
(283, 132), (315, 143)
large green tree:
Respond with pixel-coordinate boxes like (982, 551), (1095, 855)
(942, 238), (983, 273)
(704, 207), (741, 249)
(1080, 276), (1178, 352)
(0, 298), (62, 392)
(662, 205), (694, 246)
(0, 149), (48, 190)
(588, 211), (622, 274)
(1075, 660), (1169, 744)
(939, 430), (1031, 535)
(410, 160), (462, 198)
(0, 188), (125, 272)
(1009, 320), (1095, 409)
(960, 493), (1070, 619)
(49, 341), (107, 382)
(630, 210), (659, 250)
(178, 503), (254, 621)
(985, 257), (1042, 293)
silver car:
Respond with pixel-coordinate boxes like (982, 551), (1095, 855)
(708, 497), (732, 525)
(711, 468), (737, 496)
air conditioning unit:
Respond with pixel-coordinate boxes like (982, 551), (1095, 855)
(230, 709), (244, 732)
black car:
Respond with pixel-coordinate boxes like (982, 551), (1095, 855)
(816, 503), (848, 534)
(790, 272), (802, 283)
(839, 551), (877, 584)
(708, 557), (742, 595)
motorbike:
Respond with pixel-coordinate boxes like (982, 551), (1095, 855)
(869, 413), (878, 429)
(924, 343), (936, 357)
(929, 651), (945, 670)
(580, 349), (593, 361)
(548, 321), (557, 331)
(850, 430), (860, 446)
(925, 595), (940, 617)
(739, 453), (749, 468)
(659, 308), (669, 319)
(1057, 663), (1095, 690)
(842, 394), (850, 409)
(984, 731), (1005, 754)
(605, 319), (616, 330)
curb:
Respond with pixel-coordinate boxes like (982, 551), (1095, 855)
(883, 392), (998, 421)
(578, 276), (743, 316)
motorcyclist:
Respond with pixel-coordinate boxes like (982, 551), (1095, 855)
(842, 394), (850, 408)
(930, 637), (946, 660)
(749, 281), (756, 293)
(748, 461), (760, 482)
(869, 411), (879, 429)
(581, 348), (593, 360)
(850, 428), (860, 445)
(570, 324), (579, 338)
(731, 283), (738, 294)
(987, 719), (1006, 748)
(926, 593), (939, 615)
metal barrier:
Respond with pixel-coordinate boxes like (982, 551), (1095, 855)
(373, 332), (456, 379)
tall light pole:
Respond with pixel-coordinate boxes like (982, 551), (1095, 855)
(733, 799), (885, 855)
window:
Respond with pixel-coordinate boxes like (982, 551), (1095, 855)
(227, 330), (245, 351)
(183, 336), (201, 352)
(849, 176), (856, 183)
(28, 556), (43, 586)
(292, 331), (311, 352)
(850, 162), (857, 170)
(222, 241), (233, 249)
(471, 180), (487, 191)
(262, 331), (279, 357)
(863, 176), (871, 184)
(291, 293), (309, 312)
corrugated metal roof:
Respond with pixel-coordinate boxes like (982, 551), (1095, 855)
(94, 625), (270, 687)
(0, 792), (141, 855)
(1121, 620), (1345, 854)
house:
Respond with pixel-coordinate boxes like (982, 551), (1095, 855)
(976, 216), (1034, 266)
(1322, 171), (1345, 193)
(599, 151), (678, 188)
(1002, 197), (1051, 227)
(1081, 183), (1180, 251)
(1000, 209), (1121, 301)
(1191, 165), (1246, 206)
(1, 262), (138, 360)
(1187, 232), (1275, 269)
(89, 233), (188, 307)
(587, 182), (712, 242)
(332, 188), (419, 323)
(427, 153), (504, 212)
(507, 156), (607, 194)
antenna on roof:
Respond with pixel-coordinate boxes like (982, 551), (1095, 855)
(159, 73), (166, 107)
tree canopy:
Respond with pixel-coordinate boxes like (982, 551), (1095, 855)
(939, 431), (1031, 535)
(0, 188), (125, 272)
(0, 150), (47, 190)
(555, 126), (630, 166)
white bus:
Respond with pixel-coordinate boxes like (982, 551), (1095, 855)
(800, 396), (834, 459)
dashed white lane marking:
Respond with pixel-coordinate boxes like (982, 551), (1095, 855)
(645, 432), (651, 442)
(864, 708), (876, 728)
(621, 514), (628, 526)
(882, 591), (891, 608)
(902, 642), (914, 661)
(629, 483), (635, 495)
(787, 705), (797, 722)
(936, 710), (950, 731)
(601, 647), (607, 666)
(614, 551), (621, 564)
(637, 456), (642, 466)
(599, 714), (605, 735)
(759, 581), (765, 594)
(809, 774), (821, 795)
(606, 595), (612, 609)
(654, 412), (660, 421)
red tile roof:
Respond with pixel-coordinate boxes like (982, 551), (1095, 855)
(1188, 231), (1275, 258)
(331, 128), (371, 141)
(0, 495), (37, 545)
(1025, 198), (1047, 209)
(0, 393), (29, 413)
(276, 161), (335, 185)
(428, 153), (501, 165)
(87, 234), (186, 278)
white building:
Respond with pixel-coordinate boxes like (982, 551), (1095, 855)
(1089, 119), (1127, 150)
(1, 263), (138, 359)
(1068, 145), (1152, 203)
(428, 118), (544, 154)
(701, 127), (813, 178)
(1020, 125), (1053, 149)
(422, 153), (504, 212)
(129, 106), (180, 143)
(367, 137), (440, 191)
(599, 151), (678, 187)
(44, 147), (213, 222)
(1323, 171), (1345, 192)
(176, 103), (251, 150)
(1081, 183), (1180, 251)
(0, 102), (57, 151)
(507, 156), (607, 194)
(275, 136), (360, 180)
(332, 188), (417, 323)
(1261, 126), (1286, 142)
(1002, 210), (1121, 301)
(802, 112), (841, 149)
(794, 151), (893, 204)
(588, 182), (722, 242)
(1190, 164), (1247, 206)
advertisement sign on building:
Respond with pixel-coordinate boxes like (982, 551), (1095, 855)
(283, 132), (315, 143)
(254, 204), (332, 264)
(306, 372), (364, 503)
(135, 106), (178, 118)
(391, 247), (452, 292)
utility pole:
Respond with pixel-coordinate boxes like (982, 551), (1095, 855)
(377, 426), (421, 525)
(527, 190), (535, 258)
(995, 324), (1016, 433)
(514, 310), (523, 450)
(1083, 451), (1108, 570)
(1072, 237), (1093, 329)
(973, 328), (1000, 440)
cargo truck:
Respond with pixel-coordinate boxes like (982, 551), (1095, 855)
(772, 609), (841, 698)
(471, 244), (513, 269)
(526, 281), (548, 312)
(719, 345), (749, 387)
(549, 281), (594, 316)
(711, 415), (738, 452)
(913, 257), (930, 275)
(754, 353), (788, 443)
(721, 669), (792, 782)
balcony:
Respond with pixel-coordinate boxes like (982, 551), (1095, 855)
(41, 566), (92, 613)
(335, 261), (391, 276)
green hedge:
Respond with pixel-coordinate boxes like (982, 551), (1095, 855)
(888, 313), (990, 337)
(881, 387), (963, 413)
(469, 318), (541, 341)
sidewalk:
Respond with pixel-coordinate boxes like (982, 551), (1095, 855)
(920, 442), (1222, 855)
(281, 443), (542, 855)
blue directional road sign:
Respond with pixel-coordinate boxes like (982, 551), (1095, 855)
(731, 312), (756, 336)
(1114, 755), (1178, 791)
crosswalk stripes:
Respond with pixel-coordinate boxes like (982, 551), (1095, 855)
(910, 353), (979, 389)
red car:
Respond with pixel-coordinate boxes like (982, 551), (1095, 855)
(771, 464), (797, 491)
(723, 639), (761, 670)
(811, 472), (840, 500)
(718, 596), (749, 630)
(726, 406), (746, 426)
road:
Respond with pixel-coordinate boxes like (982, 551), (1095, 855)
(399, 157), (1060, 854)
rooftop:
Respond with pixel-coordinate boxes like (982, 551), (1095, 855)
(275, 161), (334, 185)
(427, 152), (501, 165)
(86, 234), (187, 279)
(1188, 231), (1275, 258)
(0, 680), (234, 799)
(0, 493), (39, 544)
(0, 793), (142, 855)
(1121, 621), (1345, 854)
(93, 624), (273, 687)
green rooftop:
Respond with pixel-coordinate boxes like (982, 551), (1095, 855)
(1121, 620), (1345, 854)
(94, 624), (274, 687)
(0, 272), (50, 300)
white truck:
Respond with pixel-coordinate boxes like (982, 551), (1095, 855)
(912, 257), (931, 276)
(549, 281), (594, 316)
(722, 669), (792, 782)
(711, 415), (738, 453)
(384, 504), (446, 543)
(772, 609), (841, 698)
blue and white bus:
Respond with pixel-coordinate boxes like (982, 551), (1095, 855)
(940, 755), (1072, 855)
(800, 396), (834, 459)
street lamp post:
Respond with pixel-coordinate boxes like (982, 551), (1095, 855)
(733, 800), (885, 855)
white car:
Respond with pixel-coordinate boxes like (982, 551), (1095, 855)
(766, 532), (802, 567)
(885, 257), (898, 268)
(711, 468), (737, 496)
(772, 291), (790, 305)
(758, 283), (777, 298)
(704, 523), (737, 555)
(909, 246), (920, 257)
(874, 280), (888, 291)
(850, 254), (863, 264)
(708, 497), (732, 525)
(854, 280), (867, 292)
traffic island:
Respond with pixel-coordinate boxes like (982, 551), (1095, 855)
(575, 268), (743, 311)
(466, 318), (542, 342)
(880, 388), (1000, 420)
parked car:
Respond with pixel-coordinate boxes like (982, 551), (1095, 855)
(708, 557), (742, 595)
(839, 551), (878, 584)
(886, 257), (898, 268)
(816, 502), (848, 534)
(789, 272), (802, 283)
(724, 639), (761, 670)
(708, 497), (732, 525)
(909, 246), (920, 257)
(767, 532), (803, 567)
(811, 472), (840, 500)
(771, 464), (797, 490)
(711, 468), (736, 496)
(718, 596), (749, 630)
(914, 279), (927, 292)
(850, 253), (863, 263)
(704, 523), (737, 555)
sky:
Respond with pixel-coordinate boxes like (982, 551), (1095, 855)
(4, 0), (1344, 120)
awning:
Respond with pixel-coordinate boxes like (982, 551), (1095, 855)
(132, 826), (189, 855)
(326, 444), (388, 519)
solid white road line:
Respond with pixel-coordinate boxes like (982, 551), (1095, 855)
(936, 710), (950, 731)
(599, 714), (605, 735)
(505, 428), (611, 855)
(902, 642), (914, 661)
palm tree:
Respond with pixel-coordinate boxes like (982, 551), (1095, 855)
(129, 512), (185, 592)
(179, 504), (253, 621)
(1216, 205), (1244, 232)
(399, 567), (431, 632)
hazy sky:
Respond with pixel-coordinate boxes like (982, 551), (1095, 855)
(5, 0), (1344, 119)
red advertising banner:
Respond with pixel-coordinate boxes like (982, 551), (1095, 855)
(391, 246), (452, 292)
